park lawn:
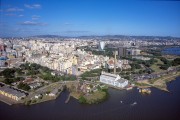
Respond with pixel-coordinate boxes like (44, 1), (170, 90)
(71, 92), (81, 99)
(134, 68), (146, 73)
(45, 83), (61, 92)
(151, 58), (165, 73)
(84, 91), (106, 104)
(149, 73), (179, 91)
(134, 69), (141, 72)
(30, 94), (56, 105)
(0, 77), (5, 82)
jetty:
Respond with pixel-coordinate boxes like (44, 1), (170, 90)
(65, 94), (71, 104)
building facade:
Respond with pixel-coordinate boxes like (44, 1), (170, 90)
(118, 47), (127, 57)
(0, 86), (26, 101)
(100, 71), (128, 88)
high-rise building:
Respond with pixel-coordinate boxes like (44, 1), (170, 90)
(99, 41), (105, 51)
(126, 48), (141, 56)
(118, 47), (126, 57)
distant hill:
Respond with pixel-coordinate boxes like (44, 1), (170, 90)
(1, 34), (179, 40)
(30, 35), (71, 38)
(24, 34), (180, 40)
(78, 35), (180, 40)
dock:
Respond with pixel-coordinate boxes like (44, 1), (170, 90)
(65, 94), (71, 104)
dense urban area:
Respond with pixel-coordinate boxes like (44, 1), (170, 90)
(0, 35), (180, 105)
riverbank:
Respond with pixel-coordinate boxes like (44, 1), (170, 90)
(77, 89), (108, 104)
(25, 91), (62, 105)
(135, 71), (180, 92)
(1, 79), (180, 120)
(0, 95), (13, 105)
(64, 80), (109, 104)
(69, 86), (109, 104)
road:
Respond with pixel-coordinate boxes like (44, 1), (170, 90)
(27, 80), (77, 99)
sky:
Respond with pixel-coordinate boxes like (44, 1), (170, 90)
(0, 0), (180, 37)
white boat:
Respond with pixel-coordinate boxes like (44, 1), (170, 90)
(131, 102), (137, 106)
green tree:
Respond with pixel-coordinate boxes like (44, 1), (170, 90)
(79, 95), (86, 104)
(25, 100), (31, 105)
(1, 68), (15, 78)
(124, 76), (130, 80)
(16, 68), (23, 75)
(139, 70), (143, 74)
(4, 78), (14, 84)
(13, 77), (24, 82)
(159, 65), (169, 70)
(17, 82), (31, 91)
(172, 58), (180, 66)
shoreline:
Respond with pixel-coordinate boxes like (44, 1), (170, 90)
(27, 90), (63, 106)
(0, 94), (21, 105)
(0, 98), (12, 105)
(0, 90), (63, 106)
(136, 72), (180, 92)
(1, 74), (180, 106)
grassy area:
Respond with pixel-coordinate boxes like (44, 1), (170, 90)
(66, 81), (79, 91)
(84, 91), (106, 104)
(134, 69), (141, 72)
(71, 90), (108, 104)
(0, 77), (4, 82)
(83, 90), (108, 104)
(137, 72), (180, 91)
(71, 92), (81, 99)
(150, 58), (164, 73)
(80, 69), (102, 78)
(135, 81), (150, 87)
(24, 82), (63, 105)
(31, 95), (56, 105)
(44, 83), (60, 92)
(70, 84), (109, 104)
(153, 72), (179, 85)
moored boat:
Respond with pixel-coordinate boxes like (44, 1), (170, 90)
(139, 88), (151, 94)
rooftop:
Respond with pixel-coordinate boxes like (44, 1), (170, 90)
(101, 71), (118, 78)
(0, 86), (26, 98)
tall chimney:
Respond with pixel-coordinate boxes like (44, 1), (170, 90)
(114, 51), (117, 74)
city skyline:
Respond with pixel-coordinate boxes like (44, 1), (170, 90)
(0, 0), (180, 37)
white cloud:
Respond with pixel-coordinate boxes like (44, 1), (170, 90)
(20, 21), (47, 26)
(6, 7), (24, 12)
(64, 22), (72, 25)
(14, 28), (40, 32)
(32, 15), (41, 20)
(4, 13), (24, 17)
(64, 31), (90, 34)
(24, 4), (41, 9)
(5, 13), (16, 16)
(19, 14), (24, 17)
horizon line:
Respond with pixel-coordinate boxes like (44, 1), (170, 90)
(1, 34), (180, 39)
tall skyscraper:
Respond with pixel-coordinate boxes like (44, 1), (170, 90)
(118, 47), (127, 57)
(99, 41), (105, 51)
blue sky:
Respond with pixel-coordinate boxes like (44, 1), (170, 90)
(0, 0), (180, 37)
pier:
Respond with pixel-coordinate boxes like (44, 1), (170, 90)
(65, 94), (71, 104)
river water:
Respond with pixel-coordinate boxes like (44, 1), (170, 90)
(162, 47), (180, 56)
(0, 77), (180, 120)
